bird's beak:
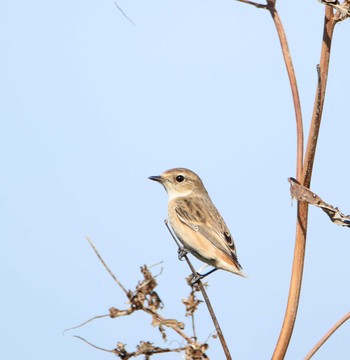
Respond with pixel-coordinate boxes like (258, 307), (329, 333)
(148, 175), (163, 183)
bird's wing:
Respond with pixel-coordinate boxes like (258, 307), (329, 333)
(174, 197), (242, 268)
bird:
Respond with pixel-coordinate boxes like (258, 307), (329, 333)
(149, 168), (245, 280)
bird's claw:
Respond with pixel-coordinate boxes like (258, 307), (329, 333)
(190, 273), (204, 285)
(190, 268), (218, 284)
(178, 247), (188, 260)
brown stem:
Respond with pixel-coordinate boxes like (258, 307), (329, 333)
(196, 281), (232, 360)
(86, 236), (129, 295)
(164, 220), (232, 360)
(272, 201), (308, 359)
(304, 312), (350, 360)
(236, 0), (268, 9)
(303, 6), (336, 187)
(238, 1), (304, 180)
(237, 1), (338, 358)
(267, 1), (304, 180)
(272, 6), (336, 359)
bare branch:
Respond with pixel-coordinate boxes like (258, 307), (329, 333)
(164, 220), (232, 360)
(73, 335), (114, 353)
(113, 0), (135, 25)
(303, 7), (336, 187)
(86, 236), (129, 295)
(267, 4), (304, 181)
(237, 0), (304, 180)
(304, 312), (350, 360)
(273, 6), (338, 359)
(63, 314), (109, 334)
(183, 280), (204, 339)
(235, 0), (268, 9)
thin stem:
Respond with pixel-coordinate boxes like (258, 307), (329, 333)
(164, 220), (232, 360)
(303, 6), (336, 187)
(237, 1), (306, 357)
(304, 312), (350, 360)
(73, 336), (115, 353)
(272, 201), (308, 359)
(237, 1), (338, 358)
(63, 314), (110, 334)
(237, 2), (304, 183)
(236, 0), (268, 9)
(191, 312), (197, 340)
(239, 1), (306, 355)
(112, 0), (135, 25)
(86, 236), (129, 295)
(272, 6), (336, 359)
(267, 1), (304, 181)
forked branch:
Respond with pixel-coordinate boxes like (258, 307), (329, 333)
(273, 5), (336, 360)
(237, 1), (340, 359)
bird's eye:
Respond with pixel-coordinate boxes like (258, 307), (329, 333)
(176, 175), (185, 183)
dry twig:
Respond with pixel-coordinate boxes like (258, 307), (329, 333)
(304, 312), (350, 360)
(113, 0), (135, 25)
(68, 237), (210, 359)
(289, 177), (350, 227)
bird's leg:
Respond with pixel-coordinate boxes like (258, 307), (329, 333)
(178, 247), (189, 260)
(191, 268), (218, 284)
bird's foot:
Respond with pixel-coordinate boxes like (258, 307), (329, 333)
(190, 268), (218, 285)
(178, 247), (189, 260)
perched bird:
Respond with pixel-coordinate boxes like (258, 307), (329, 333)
(149, 168), (245, 279)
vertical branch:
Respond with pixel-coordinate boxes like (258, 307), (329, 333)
(237, 2), (339, 358)
(272, 6), (336, 360)
(302, 6), (336, 187)
(272, 201), (308, 360)
(267, 0), (304, 180)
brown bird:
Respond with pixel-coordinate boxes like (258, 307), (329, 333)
(149, 168), (245, 278)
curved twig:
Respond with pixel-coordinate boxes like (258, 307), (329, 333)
(304, 312), (350, 360)
(236, 1), (305, 356)
(238, 0), (304, 183)
(266, 1), (304, 180)
(73, 335), (115, 353)
(63, 314), (109, 334)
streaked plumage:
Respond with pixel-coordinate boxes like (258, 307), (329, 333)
(149, 168), (244, 277)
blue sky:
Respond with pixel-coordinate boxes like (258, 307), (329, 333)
(1, 1), (350, 359)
